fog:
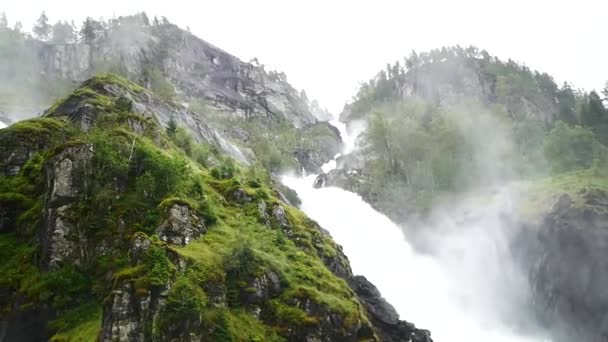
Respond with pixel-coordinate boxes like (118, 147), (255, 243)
(284, 175), (550, 342)
(283, 111), (553, 341)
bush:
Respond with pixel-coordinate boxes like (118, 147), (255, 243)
(210, 168), (222, 179)
(114, 96), (132, 113)
(145, 67), (175, 100)
(191, 144), (210, 167)
(543, 121), (604, 173)
(173, 127), (194, 155)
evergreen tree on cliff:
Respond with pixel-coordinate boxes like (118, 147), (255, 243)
(0, 12), (7, 29)
(33, 11), (51, 40)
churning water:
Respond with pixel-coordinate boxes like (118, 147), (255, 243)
(281, 120), (550, 342)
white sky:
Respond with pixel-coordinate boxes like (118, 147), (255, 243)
(3, 0), (607, 113)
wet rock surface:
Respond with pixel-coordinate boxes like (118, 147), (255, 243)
(156, 204), (207, 246)
(41, 144), (94, 270)
(524, 190), (608, 342)
(351, 276), (432, 342)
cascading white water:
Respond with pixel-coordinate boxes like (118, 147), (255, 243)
(282, 120), (551, 342)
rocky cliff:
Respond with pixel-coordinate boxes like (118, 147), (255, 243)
(11, 14), (316, 128)
(340, 48), (559, 125)
(517, 189), (608, 342)
(0, 75), (431, 341)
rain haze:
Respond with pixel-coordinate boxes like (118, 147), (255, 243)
(2, 0), (607, 113)
(2, 1), (608, 342)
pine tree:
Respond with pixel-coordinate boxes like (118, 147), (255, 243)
(13, 21), (23, 33)
(0, 12), (8, 29)
(51, 21), (76, 44)
(581, 91), (606, 127)
(166, 116), (178, 138)
(80, 17), (101, 44)
(33, 11), (51, 40)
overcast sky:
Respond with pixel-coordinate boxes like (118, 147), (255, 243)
(3, 0), (607, 113)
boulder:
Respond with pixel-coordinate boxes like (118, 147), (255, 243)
(156, 204), (206, 246)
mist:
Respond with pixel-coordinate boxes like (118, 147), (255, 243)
(285, 176), (552, 342)
(283, 103), (555, 341)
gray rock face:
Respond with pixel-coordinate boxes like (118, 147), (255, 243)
(271, 204), (290, 230)
(0, 123), (69, 177)
(156, 204), (206, 246)
(242, 270), (282, 308)
(229, 188), (252, 204)
(41, 144), (94, 269)
(101, 281), (168, 342)
(314, 168), (364, 191)
(527, 190), (608, 342)
(352, 276), (432, 342)
(340, 57), (557, 125)
(30, 15), (316, 129)
(45, 76), (254, 165)
(130, 233), (152, 264)
(295, 122), (343, 174)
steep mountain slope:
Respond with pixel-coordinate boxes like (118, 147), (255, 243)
(0, 75), (431, 342)
(1, 14), (339, 174)
(2, 14), (314, 126)
(323, 46), (608, 223)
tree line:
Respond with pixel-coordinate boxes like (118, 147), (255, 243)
(0, 11), (171, 45)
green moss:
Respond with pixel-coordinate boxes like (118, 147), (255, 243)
(0, 117), (73, 146)
(83, 73), (146, 94)
(50, 316), (100, 342)
(0, 234), (39, 305)
(145, 244), (176, 286)
(516, 169), (608, 220)
(269, 300), (318, 327)
(44, 73), (146, 118)
(176, 194), (365, 333)
(158, 275), (208, 331)
(0, 74), (372, 340)
(49, 303), (101, 342)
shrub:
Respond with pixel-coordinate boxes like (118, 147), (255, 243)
(114, 96), (133, 113)
(543, 121), (604, 173)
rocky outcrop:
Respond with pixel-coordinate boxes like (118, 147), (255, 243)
(526, 190), (608, 342)
(101, 281), (168, 342)
(44, 75), (254, 165)
(314, 168), (365, 191)
(340, 56), (557, 125)
(101, 234), (168, 342)
(156, 204), (206, 246)
(295, 122), (343, 174)
(41, 144), (94, 270)
(0, 52), (433, 341)
(255, 199), (432, 341)
(352, 276), (431, 342)
(0, 120), (70, 177)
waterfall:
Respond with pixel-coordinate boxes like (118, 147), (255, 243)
(281, 120), (551, 342)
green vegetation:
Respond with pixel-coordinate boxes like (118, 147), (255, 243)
(0, 75), (370, 340)
(516, 168), (608, 220)
(49, 305), (101, 342)
(543, 122), (606, 173)
(346, 46), (608, 216)
(144, 66), (176, 100)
